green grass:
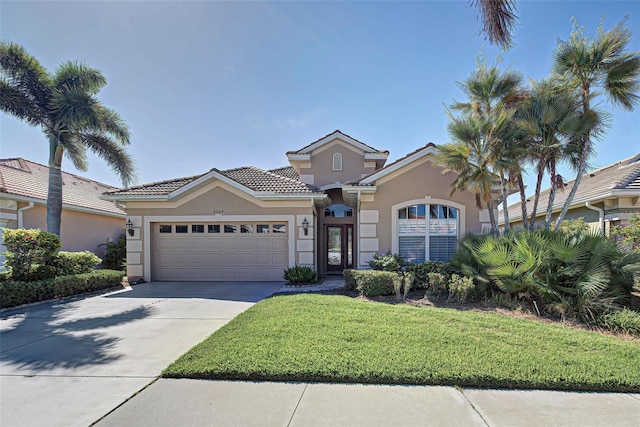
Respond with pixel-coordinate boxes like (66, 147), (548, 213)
(163, 294), (640, 392)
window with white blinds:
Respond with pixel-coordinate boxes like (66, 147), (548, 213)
(398, 203), (458, 262)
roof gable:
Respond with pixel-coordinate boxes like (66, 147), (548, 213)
(356, 143), (438, 185)
(287, 130), (388, 156)
(0, 158), (124, 216)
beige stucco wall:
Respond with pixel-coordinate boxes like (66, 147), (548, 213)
(124, 181), (316, 281)
(509, 204), (601, 231)
(300, 139), (374, 188)
(359, 156), (482, 265)
(20, 204), (125, 254)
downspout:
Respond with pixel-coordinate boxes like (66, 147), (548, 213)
(113, 200), (126, 212)
(585, 202), (605, 235)
(17, 202), (35, 228)
(356, 190), (361, 269)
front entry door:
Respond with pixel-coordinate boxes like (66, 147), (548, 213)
(326, 225), (354, 271)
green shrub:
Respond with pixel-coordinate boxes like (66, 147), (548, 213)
(394, 272), (414, 301)
(53, 251), (101, 276)
(283, 266), (316, 283)
(406, 261), (452, 288)
(352, 270), (396, 297)
(2, 228), (61, 281)
(0, 270), (125, 309)
(368, 251), (405, 272)
(596, 309), (640, 335)
(450, 229), (640, 322)
(448, 274), (475, 303)
(50, 270), (125, 299)
(343, 269), (357, 291)
(426, 272), (449, 291)
(99, 234), (127, 270)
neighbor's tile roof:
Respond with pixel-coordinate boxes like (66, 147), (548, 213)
(504, 153), (640, 222)
(0, 158), (125, 216)
(106, 165), (319, 197)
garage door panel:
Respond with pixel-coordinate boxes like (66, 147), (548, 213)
(254, 239), (271, 250)
(153, 222), (290, 282)
(272, 238), (287, 250)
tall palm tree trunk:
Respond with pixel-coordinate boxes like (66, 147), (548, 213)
(516, 172), (529, 230)
(500, 171), (510, 231)
(554, 90), (591, 231)
(528, 162), (545, 230)
(47, 134), (63, 236)
(544, 159), (558, 228)
(487, 199), (499, 236)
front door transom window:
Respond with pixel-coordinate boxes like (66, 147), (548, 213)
(397, 204), (458, 262)
(324, 204), (353, 218)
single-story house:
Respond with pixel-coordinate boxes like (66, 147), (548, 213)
(500, 153), (640, 232)
(104, 130), (491, 282)
(0, 158), (126, 260)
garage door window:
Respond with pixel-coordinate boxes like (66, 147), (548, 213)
(159, 225), (172, 233)
(273, 224), (286, 233)
(192, 224), (204, 233)
(175, 225), (188, 233)
(224, 225), (237, 233)
(257, 224), (270, 233)
(208, 224), (220, 233)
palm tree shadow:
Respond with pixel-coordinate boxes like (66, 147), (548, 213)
(1, 305), (154, 372)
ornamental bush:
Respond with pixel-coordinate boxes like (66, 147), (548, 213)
(53, 251), (101, 276)
(368, 251), (405, 272)
(2, 228), (61, 281)
(0, 270), (125, 309)
(343, 269), (357, 291)
(352, 270), (396, 297)
(283, 266), (316, 283)
(406, 261), (453, 289)
(99, 234), (126, 271)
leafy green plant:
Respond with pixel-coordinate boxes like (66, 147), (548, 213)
(551, 217), (590, 236)
(406, 261), (452, 288)
(448, 274), (475, 303)
(283, 266), (316, 283)
(612, 213), (640, 252)
(99, 234), (127, 271)
(351, 270), (396, 297)
(343, 269), (357, 291)
(368, 251), (405, 272)
(450, 229), (640, 322)
(0, 269), (125, 309)
(393, 272), (414, 301)
(426, 272), (449, 291)
(53, 251), (101, 276)
(2, 228), (61, 281)
(596, 309), (640, 336)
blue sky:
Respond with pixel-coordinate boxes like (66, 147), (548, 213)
(1, 1), (639, 199)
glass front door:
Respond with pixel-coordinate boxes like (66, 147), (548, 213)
(326, 225), (353, 271)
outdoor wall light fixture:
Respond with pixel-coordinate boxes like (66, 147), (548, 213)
(302, 217), (309, 236)
(126, 218), (134, 236)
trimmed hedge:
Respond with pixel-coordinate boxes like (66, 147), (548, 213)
(343, 269), (357, 291)
(53, 251), (101, 276)
(351, 270), (396, 297)
(406, 261), (452, 289)
(0, 270), (125, 309)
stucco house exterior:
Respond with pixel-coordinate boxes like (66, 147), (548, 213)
(104, 130), (490, 282)
(0, 158), (126, 260)
(500, 153), (640, 233)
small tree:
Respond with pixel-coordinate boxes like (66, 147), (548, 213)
(2, 229), (62, 281)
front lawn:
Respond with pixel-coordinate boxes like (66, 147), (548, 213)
(163, 294), (640, 392)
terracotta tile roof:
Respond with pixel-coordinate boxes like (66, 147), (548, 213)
(268, 166), (299, 180)
(350, 142), (438, 184)
(106, 166), (319, 197)
(287, 129), (388, 154)
(503, 153), (640, 222)
(0, 158), (125, 216)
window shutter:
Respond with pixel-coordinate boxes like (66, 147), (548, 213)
(399, 236), (425, 263)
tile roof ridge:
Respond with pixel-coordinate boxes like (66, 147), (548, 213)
(287, 130), (386, 154)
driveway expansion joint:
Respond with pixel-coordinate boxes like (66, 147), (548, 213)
(287, 383), (308, 426)
(460, 388), (490, 426)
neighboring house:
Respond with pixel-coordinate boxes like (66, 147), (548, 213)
(500, 153), (640, 232)
(0, 158), (126, 261)
(104, 130), (490, 282)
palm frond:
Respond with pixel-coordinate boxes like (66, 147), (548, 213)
(471, 0), (518, 50)
(74, 132), (138, 187)
(53, 61), (106, 95)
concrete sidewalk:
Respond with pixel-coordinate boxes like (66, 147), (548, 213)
(98, 379), (640, 427)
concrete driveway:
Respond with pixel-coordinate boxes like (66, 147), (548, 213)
(0, 281), (283, 427)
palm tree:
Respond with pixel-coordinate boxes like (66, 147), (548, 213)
(0, 41), (136, 236)
(552, 18), (639, 230)
(444, 59), (523, 233)
(517, 80), (596, 229)
(472, 0), (518, 50)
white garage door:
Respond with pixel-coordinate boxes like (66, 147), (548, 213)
(152, 222), (289, 281)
